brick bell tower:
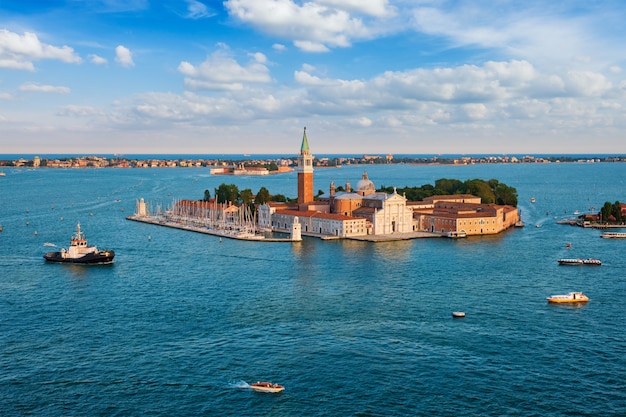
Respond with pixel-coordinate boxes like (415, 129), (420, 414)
(297, 127), (314, 204)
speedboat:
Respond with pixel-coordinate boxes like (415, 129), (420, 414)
(43, 223), (115, 264)
(547, 292), (589, 303)
(250, 381), (284, 393)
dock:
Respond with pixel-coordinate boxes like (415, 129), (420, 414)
(126, 215), (296, 242)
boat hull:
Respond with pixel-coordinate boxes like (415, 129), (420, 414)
(250, 382), (284, 393)
(44, 250), (115, 264)
(547, 292), (589, 303)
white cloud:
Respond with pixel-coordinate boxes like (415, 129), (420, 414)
(58, 105), (106, 117)
(0, 92), (13, 100)
(185, 0), (215, 19)
(272, 43), (287, 51)
(224, 0), (390, 52)
(317, 0), (394, 17)
(0, 29), (81, 70)
(89, 54), (108, 65)
(19, 83), (70, 94)
(115, 45), (134, 67)
(178, 50), (272, 91)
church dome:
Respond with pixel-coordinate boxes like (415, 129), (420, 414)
(356, 171), (375, 191)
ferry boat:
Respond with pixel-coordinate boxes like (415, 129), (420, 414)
(547, 292), (589, 303)
(446, 230), (467, 238)
(250, 381), (284, 393)
(600, 232), (626, 239)
(43, 223), (115, 264)
(557, 258), (601, 266)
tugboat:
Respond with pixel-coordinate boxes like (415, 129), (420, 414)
(44, 223), (115, 264)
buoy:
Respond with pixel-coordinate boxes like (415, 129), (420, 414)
(452, 312), (465, 318)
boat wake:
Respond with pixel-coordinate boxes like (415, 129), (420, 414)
(228, 380), (250, 389)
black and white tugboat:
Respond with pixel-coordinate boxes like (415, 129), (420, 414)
(44, 223), (115, 264)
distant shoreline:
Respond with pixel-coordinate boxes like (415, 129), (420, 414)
(1, 154), (625, 169)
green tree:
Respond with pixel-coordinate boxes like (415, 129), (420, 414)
(435, 178), (463, 194)
(240, 188), (254, 206)
(215, 183), (239, 204)
(203, 189), (211, 201)
(494, 184), (518, 206)
(600, 201), (613, 223)
(611, 200), (623, 223)
(271, 194), (288, 203)
(464, 179), (495, 203)
(254, 186), (271, 205)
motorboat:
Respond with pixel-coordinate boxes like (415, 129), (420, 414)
(446, 230), (467, 238)
(601, 232), (626, 239)
(250, 381), (284, 393)
(558, 258), (601, 266)
(44, 223), (115, 264)
(547, 292), (589, 303)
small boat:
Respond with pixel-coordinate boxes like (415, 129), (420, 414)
(565, 242), (571, 248)
(446, 230), (467, 238)
(452, 311), (465, 318)
(43, 223), (115, 264)
(250, 381), (284, 393)
(601, 232), (626, 239)
(531, 197), (536, 203)
(558, 258), (601, 266)
(547, 292), (589, 303)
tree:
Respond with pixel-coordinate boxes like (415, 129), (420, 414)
(240, 188), (254, 206)
(465, 179), (495, 203)
(215, 183), (239, 204)
(203, 189), (211, 201)
(494, 184), (518, 206)
(611, 200), (623, 223)
(271, 194), (288, 203)
(600, 201), (613, 223)
(435, 178), (463, 194)
(254, 186), (271, 205)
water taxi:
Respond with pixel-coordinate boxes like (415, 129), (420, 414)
(250, 381), (284, 393)
(600, 232), (626, 239)
(547, 292), (589, 303)
(446, 230), (467, 238)
(558, 258), (601, 266)
(44, 223), (115, 264)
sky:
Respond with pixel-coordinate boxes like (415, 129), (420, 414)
(1, 0), (625, 155)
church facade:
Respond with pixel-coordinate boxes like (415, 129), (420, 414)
(259, 129), (416, 238)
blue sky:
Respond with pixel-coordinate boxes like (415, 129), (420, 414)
(1, 0), (625, 154)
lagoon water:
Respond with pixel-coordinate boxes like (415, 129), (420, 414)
(1, 161), (625, 416)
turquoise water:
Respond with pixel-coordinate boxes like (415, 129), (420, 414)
(1, 163), (625, 416)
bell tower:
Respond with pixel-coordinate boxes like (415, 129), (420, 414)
(297, 127), (314, 204)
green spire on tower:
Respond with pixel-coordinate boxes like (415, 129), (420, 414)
(301, 127), (309, 153)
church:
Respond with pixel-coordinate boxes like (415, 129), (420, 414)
(257, 128), (414, 238)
